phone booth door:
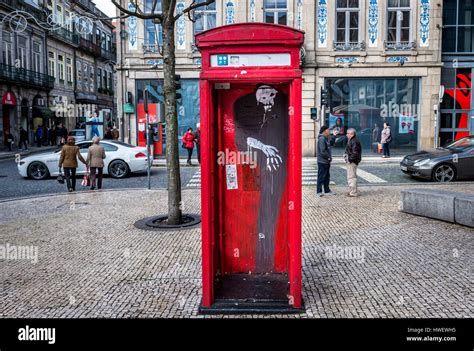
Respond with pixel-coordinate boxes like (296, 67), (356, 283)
(215, 84), (291, 304)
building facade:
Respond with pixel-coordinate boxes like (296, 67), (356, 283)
(0, 0), (54, 146)
(440, 0), (474, 146)
(116, 0), (444, 156)
(0, 0), (117, 150)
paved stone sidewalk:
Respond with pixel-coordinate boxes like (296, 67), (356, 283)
(0, 184), (472, 318)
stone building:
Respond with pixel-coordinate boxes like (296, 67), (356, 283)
(116, 0), (443, 156)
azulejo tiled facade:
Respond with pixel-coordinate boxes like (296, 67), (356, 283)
(117, 0), (443, 156)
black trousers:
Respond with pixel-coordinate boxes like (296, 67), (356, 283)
(64, 167), (77, 191)
(187, 147), (193, 163)
(317, 162), (331, 194)
(19, 140), (28, 150)
(90, 167), (103, 189)
(196, 144), (201, 164)
(382, 142), (390, 157)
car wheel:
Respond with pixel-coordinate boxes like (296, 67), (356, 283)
(432, 163), (456, 183)
(27, 161), (50, 180)
(108, 160), (130, 179)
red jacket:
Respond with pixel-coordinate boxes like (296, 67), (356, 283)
(183, 131), (195, 149)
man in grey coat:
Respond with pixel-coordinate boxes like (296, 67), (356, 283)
(86, 137), (106, 190)
(316, 126), (337, 197)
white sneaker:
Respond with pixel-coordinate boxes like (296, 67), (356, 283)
(324, 191), (337, 196)
(316, 193), (324, 198)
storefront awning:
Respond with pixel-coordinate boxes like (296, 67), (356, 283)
(32, 106), (55, 119)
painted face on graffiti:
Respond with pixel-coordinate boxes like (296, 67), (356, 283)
(256, 85), (278, 111)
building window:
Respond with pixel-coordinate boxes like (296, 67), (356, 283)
(33, 41), (42, 73)
(143, 0), (163, 53)
(65, 10), (72, 32)
(325, 77), (420, 153)
(106, 35), (112, 51)
(18, 36), (28, 69)
(66, 57), (73, 85)
(443, 0), (474, 53)
(56, 4), (63, 25)
(440, 67), (472, 144)
(264, 0), (287, 25)
(108, 71), (113, 93)
(49, 52), (56, 79)
(76, 60), (82, 90)
(97, 67), (102, 89)
(194, 0), (217, 35)
(386, 0), (412, 50)
(102, 69), (107, 90)
(58, 54), (65, 83)
(335, 0), (361, 50)
(2, 31), (13, 66)
(101, 32), (107, 49)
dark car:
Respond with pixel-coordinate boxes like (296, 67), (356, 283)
(400, 136), (474, 182)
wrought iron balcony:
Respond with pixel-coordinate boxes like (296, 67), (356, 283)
(0, 63), (55, 90)
(384, 40), (417, 51)
(333, 41), (366, 51)
(49, 28), (79, 46)
(100, 48), (117, 62)
(79, 37), (101, 57)
(143, 43), (163, 54)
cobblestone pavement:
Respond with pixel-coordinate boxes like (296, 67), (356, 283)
(0, 184), (472, 318)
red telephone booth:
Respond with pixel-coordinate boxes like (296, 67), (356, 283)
(196, 23), (304, 313)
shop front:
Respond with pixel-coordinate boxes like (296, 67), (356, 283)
(135, 79), (200, 156)
(325, 77), (420, 156)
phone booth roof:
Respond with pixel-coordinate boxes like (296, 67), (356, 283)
(195, 23), (305, 78)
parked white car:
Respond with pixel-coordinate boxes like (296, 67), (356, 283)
(18, 140), (150, 180)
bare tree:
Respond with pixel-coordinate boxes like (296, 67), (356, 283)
(112, 0), (214, 225)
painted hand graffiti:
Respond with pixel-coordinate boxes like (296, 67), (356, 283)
(247, 137), (282, 172)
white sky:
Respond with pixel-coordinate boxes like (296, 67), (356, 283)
(94, 0), (117, 18)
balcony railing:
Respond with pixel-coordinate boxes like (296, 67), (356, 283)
(100, 48), (117, 62)
(79, 37), (101, 57)
(333, 41), (366, 51)
(0, 63), (55, 90)
(143, 43), (163, 54)
(49, 28), (79, 46)
(384, 40), (417, 51)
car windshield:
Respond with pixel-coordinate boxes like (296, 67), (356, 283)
(109, 140), (138, 148)
(444, 137), (474, 151)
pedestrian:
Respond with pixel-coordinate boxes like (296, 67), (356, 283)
(372, 123), (380, 143)
(86, 137), (106, 191)
(19, 127), (28, 151)
(112, 126), (120, 140)
(58, 136), (87, 192)
(43, 126), (49, 146)
(50, 127), (57, 146)
(344, 128), (362, 197)
(183, 127), (195, 166)
(104, 127), (113, 140)
(35, 126), (43, 147)
(380, 122), (392, 158)
(59, 124), (68, 145)
(194, 123), (201, 164)
(5, 130), (14, 151)
(316, 126), (337, 197)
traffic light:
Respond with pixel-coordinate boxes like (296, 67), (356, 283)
(320, 87), (329, 107)
(175, 74), (182, 100)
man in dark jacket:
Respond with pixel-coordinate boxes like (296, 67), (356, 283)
(19, 127), (28, 151)
(317, 126), (336, 197)
(344, 128), (362, 197)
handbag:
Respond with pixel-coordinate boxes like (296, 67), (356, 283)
(181, 142), (187, 149)
(57, 171), (65, 184)
(81, 167), (91, 187)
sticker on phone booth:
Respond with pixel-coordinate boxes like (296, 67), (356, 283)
(226, 164), (238, 190)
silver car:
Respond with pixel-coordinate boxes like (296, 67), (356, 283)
(400, 136), (474, 182)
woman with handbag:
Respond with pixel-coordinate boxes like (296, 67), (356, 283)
(183, 128), (195, 166)
(58, 136), (87, 192)
(86, 137), (106, 190)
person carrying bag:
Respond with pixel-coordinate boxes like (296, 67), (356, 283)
(58, 136), (87, 192)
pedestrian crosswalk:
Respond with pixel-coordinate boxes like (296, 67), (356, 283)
(186, 165), (388, 188)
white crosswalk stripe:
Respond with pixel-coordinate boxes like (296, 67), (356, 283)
(186, 166), (387, 187)
(338, 166), (387, 183)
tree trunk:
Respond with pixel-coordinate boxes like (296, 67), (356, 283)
(162, 16), (182, 225)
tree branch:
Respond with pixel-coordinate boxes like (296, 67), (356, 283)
(174, 0), (215, 21)
(111, 0), (163, 21)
